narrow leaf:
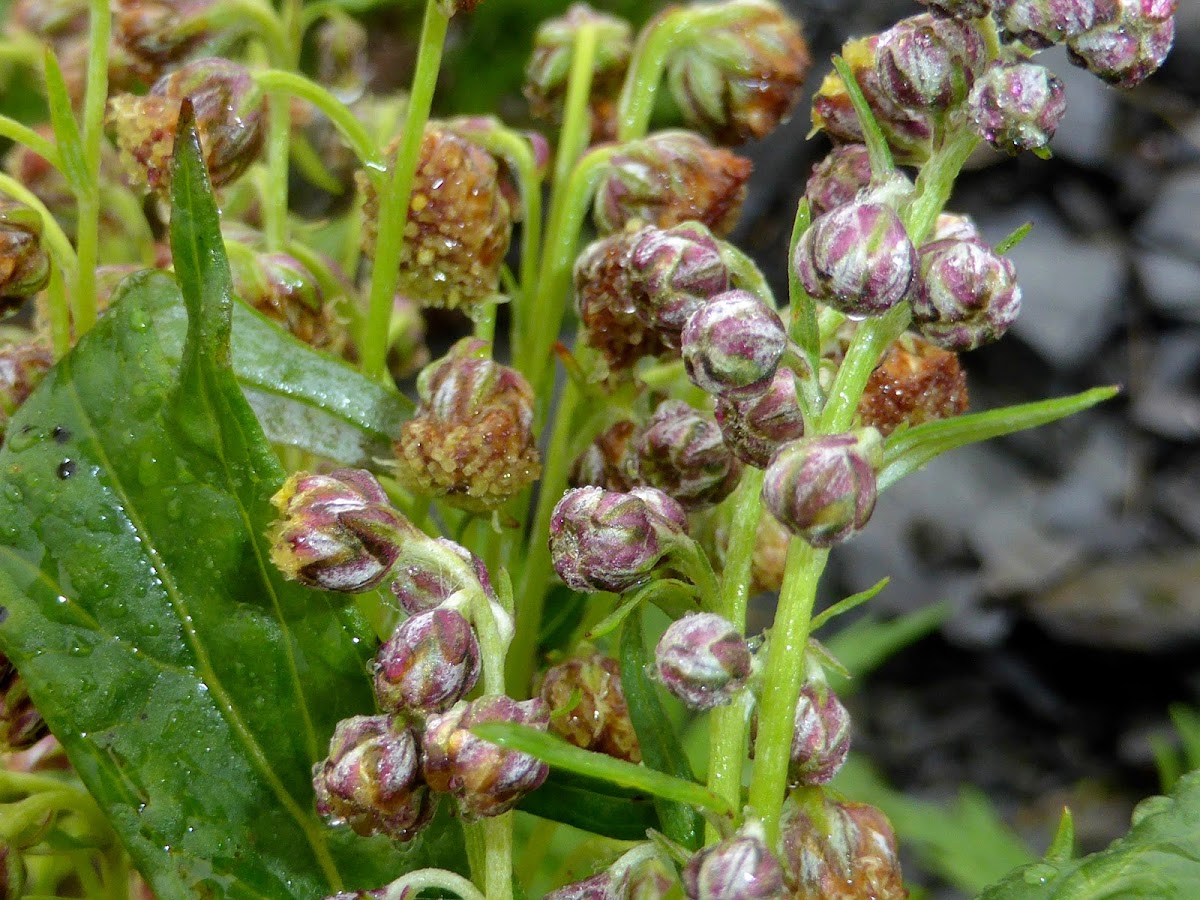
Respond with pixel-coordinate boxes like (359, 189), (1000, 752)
(1045, 808), (1075, 863)
(518, 769), (660, 841)
(995, 221), (1033, 255)
(831, 55), (893, 175)
(879, 387), (1118, 492)
(42, 48), (89, 195)
(787, 198), (820, 366)
(810, 578), (890, 632)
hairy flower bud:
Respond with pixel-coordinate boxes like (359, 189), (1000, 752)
(1066, 0), (1176, 89)
(912, 238), (1022, 350)
(0, 203), (50, 307)
(594, 132), (752, 237)
(876, 14), (988, 109)
(0, 340), (53, 446)
(422, 696), (550, 819)
(930, 210), (984, 244)
(269, 468), (411, 592)
(389, 537), (496, 616)
(547, 845), (676, 900)
(634, 400), (742, 510)
(394, 339), (540, 511)
(804, 144), (873, 220)
(656, 612), (752, 710)
(793, 200), (916, 317)
(313, 715), (434, 841)
(919, 0), (994, 17)
(544, 873), (610, 900)
(107, 57), (264, 198)
(682, 825), (786, 899)
(359, 126), (513, 312)
(627, 222), (731, 348)
(0, 652), (48, 752)
(550, 485), (689, 593)
(664, 0), (811, 144)
(997, 0), (1119, 48)
(789, 683), (852, 785)
(779, 790), (905, 899)
(226, 243), (338, 349)
(968, 61), (1066, 155)
(857, 333), (969, 436)
(537, 652), (641, 762)
(714, 368), (806, 469)
(374, 609), (481, 716)
(114, 0), (213, 74)
(682, 290), (787, 399)
(569, 419), (637, 492)
(762, 430), (883, 547)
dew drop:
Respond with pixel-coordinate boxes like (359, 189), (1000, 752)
(57, 459), (76, 479)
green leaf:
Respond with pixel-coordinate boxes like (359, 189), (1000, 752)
(0, 110), (463, 899)
(879, 387), (1118, 493)
(518, 769), (660, 841)
(619, 609), (706, 850)
(787, 198), (820, 365)
(979, 771), (1200, 899)
(42, 48), (89, 197)
(810, 577), (890, 632)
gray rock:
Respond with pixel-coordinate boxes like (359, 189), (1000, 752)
(1044, 46), (1119, 168)
(1136, 250), (1200, 322)
(1130, 330), (1200, 440)
(1138, 167), (1200, 259)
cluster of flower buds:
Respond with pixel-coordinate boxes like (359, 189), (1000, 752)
(682, 822), (786, 900)
(225, 240), (339, 350)
(0, 202), (51, 312)
(107, 58), (264, 199)
(536, 651), (640, 762)
(359, 125), (514, 313)
(0, 650), (48, 752)
(393, 338), (540, 512)
(0, 340), (53, 446)
(1066, 0), (1177, 89)
(633, 400), (743, 510)
(545, 843), (676, 898)
(655, 612), (752, 710)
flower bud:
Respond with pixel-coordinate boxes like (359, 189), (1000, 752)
(634, 400), (743, 510)
(594, 131), (752, 237)
(389, 537), (496, 616)
(374, 609), (481, 716)
(0, 203), (50, 306)
(313, 714), (434, 841)
(226, 243), (338, 349)
(804, 144), (873, 220)
(664, 0), (811, 144)
(107, 57), (264, 198)
(762, 430), (882, 547)
(359, 126), (513, 312)
(524, 4), (633, 142)
(792, 200), (916, 318)
(114, 0), (213, 73)
(919, 0), (994, 17)
(537, 652), (640, 762)
(569, 419), (637, 492)
(682, 290), (787, 399)
(875, 14), (988, 109)
(422, 696), (550, 819)
(682, 824), (786, 900)
(549, 485), (689, 593)
(1066, 0), (1176, 89)
(438, 0), (485, 15)
(548, 845), (676, 900)
(268, 468), (412, 593)
(714, 368), (806, 469)
(788, 683), (852, 785)
(912, 238), (1022, 350)
(574, 229), (667, 372)
(967, 61), (1066, 155)
(655, 612), (752, 710)
(779, 790), (905, 899)
(394, 339), (540, 511)
(930, 210), (984, 244)
(997, 0), (1119, 49)
(857, 333), (969, 436)
(0, 653), (48, 752)
(627, 222), (731, 349)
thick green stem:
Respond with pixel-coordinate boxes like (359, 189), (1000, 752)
(360, 0), (449, 380)
(481, 813), (514, 900)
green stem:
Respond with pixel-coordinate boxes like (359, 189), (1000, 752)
(0, 117), (63, 173)
(819, 303), (910, 433)
(481, 814), (514, 900)
(906, 127), (980, 245)
(263, 92), (292, 251)
(360, 0), (450, 380)
(706, 468), (765, 841)
(0, 174), (78, 273)
(205, 0), (291, 61)
(548, 23), (598, 210)
(380, 869), (486, 900)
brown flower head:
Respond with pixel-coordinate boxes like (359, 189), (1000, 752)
(857, 332), (969, 436)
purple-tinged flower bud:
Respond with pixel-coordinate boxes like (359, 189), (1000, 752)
(664, 0), (811, 144)
(524, 4), (633, 143)
(0, 653), (48, 752)
(918, 0), (994, 18)
(389, 537), (496, 616)
(912, 238), (1022, 350)
(930, 210), (984, 244)
(788, 683), (852, 785)
(0, 340), (52, 447)
(313, 714), (434, 841)
(0, 203), (50, 310)
(634, 400), (743, 510)
(574, 229), (668, 373)
(374, 609), (481, 716)
(627, 222), (731, 349)
(394, 338), (540, 511)
(804, 144), (873, 220)
(422, 696), (550, 819)
(114, 0), (213, 74)
(569, 419), (638, 492)
(594, 131), (752, 237)
(1066, 0), (1176, 89)
(682, 290), (787, 399)
(967, 61), (1066, 155)
(548, 845), (676, 899)
(876, 14), (988, 109)
(779, 790), (905, 899)
(549, 485), (689, 593)
(762, 430), (883, 547)
(682, 825), (786, 899)
(268, 468), (413, 593)
(226, 243), (338, 350)
(997, 0), (1119, 49)
(792, 200), (916, 318)
(857, 333), (969, 436)
(544, 872), (610, 900)
(656, 612), (752, 710)
(714, 368), (806, 469)
(107, 58), (264, 198)
(537, 652), (641, 762)
(359, 126), (513, 313)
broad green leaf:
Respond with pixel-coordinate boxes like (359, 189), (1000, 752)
(979, 771), (1200, 899)
(0, 112), (463, 898)
(619, 610), (706, 850)
(518, 769), (660, 841)
(879, 387), (1118, 493)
